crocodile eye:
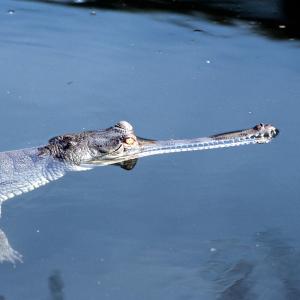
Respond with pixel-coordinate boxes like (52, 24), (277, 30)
(125, 137), (135, 145)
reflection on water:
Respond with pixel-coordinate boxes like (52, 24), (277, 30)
(26, 0), (300, 39)
(215, 260), (254, 300)
(202, 230), (300, 300)
(2, 228), (300, 300)
(116, 158), (139, 171)
(0, 268), (65, 299)
(49, 270), (64, 300)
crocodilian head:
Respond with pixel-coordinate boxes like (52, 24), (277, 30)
(42, 120), (279, 169)
(39, 120), (152, 169)
(85, 120), (153, 166)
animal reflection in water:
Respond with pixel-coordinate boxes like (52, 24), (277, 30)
(0, 121), (279, 262)
(2, 230), (300, 300)
(202, 230), (300, 300)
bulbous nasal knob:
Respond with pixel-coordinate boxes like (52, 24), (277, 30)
(253, 123), (279, 139)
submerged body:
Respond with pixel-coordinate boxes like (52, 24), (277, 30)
(0, 121), (279, 213)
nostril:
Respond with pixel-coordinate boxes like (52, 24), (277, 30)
(268, 127), (279, 138)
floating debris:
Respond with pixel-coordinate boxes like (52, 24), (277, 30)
(90, 10), (96, 16)
(206, 60), (211, 64)
(7, 9), (15, 15)
(279, 24), (286, 29)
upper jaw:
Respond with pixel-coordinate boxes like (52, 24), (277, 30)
(87, 137), (156, 164)
(136, 136), (156, 146)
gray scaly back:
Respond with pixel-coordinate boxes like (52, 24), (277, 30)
(0, 148), (69, 215)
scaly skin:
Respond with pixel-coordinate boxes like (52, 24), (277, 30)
(0, 121), (279, 213)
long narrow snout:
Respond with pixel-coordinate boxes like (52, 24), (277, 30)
(88, 123), (279, 167)
(135, 123), (279, 159)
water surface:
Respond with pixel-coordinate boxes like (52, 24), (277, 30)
(0, 0), (299, 299)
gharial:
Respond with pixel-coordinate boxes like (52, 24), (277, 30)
(0, 121), (279, 215)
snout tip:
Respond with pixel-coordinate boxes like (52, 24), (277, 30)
(267, 125), (279, 139)
(253, 123), (279, 140)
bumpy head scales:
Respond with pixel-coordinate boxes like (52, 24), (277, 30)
(252, 123), (279, 142)
(38, 120), (139, 164)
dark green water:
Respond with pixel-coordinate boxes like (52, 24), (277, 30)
(0, 0), (299, 299)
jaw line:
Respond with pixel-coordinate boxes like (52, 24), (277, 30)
(85, 137), (157, 166)
(79, 123), (279, 167)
